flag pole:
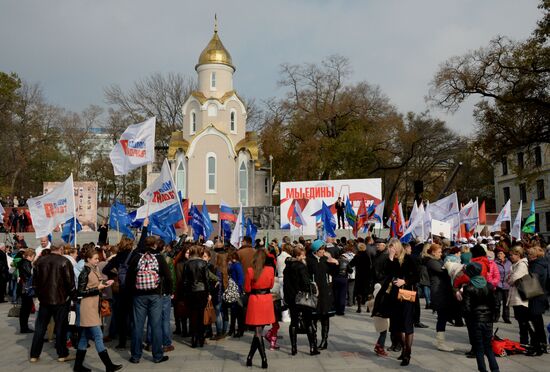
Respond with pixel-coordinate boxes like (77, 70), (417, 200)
(71, 173), (77, 248)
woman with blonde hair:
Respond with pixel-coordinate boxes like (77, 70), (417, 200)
(507, 246), (531, 349)
(386, 238), (420, 366)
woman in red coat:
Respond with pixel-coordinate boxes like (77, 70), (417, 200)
(245, 249), (275, 369)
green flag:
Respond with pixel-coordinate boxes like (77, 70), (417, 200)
(522, 200), (536, 233)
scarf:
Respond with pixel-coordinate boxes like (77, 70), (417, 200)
(470, 275), (487, 289)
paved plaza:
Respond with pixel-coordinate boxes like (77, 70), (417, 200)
(0, 301), (548, 372)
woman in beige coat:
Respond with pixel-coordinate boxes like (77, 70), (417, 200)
(74, 249), (122, 372)
(506, 246), (531, 347)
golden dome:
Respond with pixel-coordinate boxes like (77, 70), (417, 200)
(196, 20), (234, 71)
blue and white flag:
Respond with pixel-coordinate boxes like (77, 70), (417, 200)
(189, 204), (205, 241)
(140, 159), (183, 226)
(246, 218), (258, 242)
(511, 200), (522, 240)
(149, 213), (177, 244)
(372, 200), (385, 223)
(427, 192), (460, 238)
(109, 200), (135, 239)
(202, 201), (213, 239)
(61, 217), (82, 245)
(27, 174), (76, 238)
(321, 201), (337, 238)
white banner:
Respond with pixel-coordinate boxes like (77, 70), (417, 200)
(491, 199), (511, 232)
(109, 117), (156, 176)
(28, 174), (75, 238)
(431, 219), (451, 239)
(280, 178), (382, 235)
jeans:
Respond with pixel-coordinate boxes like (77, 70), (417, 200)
(377, 330), (387, 346)
(421, 285), (431, 305)
(146, 295), (172, 347)
(78, 326), (106, 353)
(215, 301), (228, 335)
(132, 294), (163, 361)
(30, 302), (70, 358)
(494, 288), (510, 321)
(347, 279), (355, 306)
(471, 322), (499, 372)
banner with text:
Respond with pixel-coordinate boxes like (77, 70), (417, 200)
(280, 178), (382, 235)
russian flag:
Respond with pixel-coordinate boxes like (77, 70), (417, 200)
(219, 201), (237, 222)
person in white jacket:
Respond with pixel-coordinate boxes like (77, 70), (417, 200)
(507, 246), (531, 347)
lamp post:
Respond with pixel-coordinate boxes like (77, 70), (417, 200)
(269, 155), (273, 207)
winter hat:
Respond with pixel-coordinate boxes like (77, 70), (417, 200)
(471, 244), (486, 258)
(311, 239), (326, 252)
(465, 262), (482, 278)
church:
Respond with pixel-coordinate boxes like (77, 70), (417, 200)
(164, 21), (271, 210)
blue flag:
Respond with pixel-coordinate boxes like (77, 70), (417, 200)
(246, 218), (258, 241)
(149, 214), (177, 244)
(321, 201), (337, 238)
(189, 204), (204, 241)
(221, 219), (232, 242)
(61, 217), (82, 245)
(202, 201), (213, 239)
(109, 200), (135, 239)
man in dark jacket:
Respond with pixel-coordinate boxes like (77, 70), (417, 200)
(126, 218), (173, 364)
(0, 243), (9, 302)
(30, 244), (76, 363)
(372, 240), (388, 285)
(462, 262), (499, 372)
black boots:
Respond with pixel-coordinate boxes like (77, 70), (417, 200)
(317, 318), (329, 350)
(307, 325), (320, 356)
(289, 325), (298, 355)
(247, 336), (267, 368)
(98, 350), (123, 372)
(258, 336), (268, 369)
(73, 350), (91, 372)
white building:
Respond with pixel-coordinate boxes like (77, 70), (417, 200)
(494, 143), (550, 237)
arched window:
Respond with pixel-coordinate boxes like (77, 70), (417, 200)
(190, 111), (197, 134)
(210, 72), (216, 89)
(176, 161), (185, 198)
(230, 109), (236, 133)
(206, 153), (216, 193)
(239, 161), (248, 206)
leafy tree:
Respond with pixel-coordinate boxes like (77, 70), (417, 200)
(429, 1), (550, 158)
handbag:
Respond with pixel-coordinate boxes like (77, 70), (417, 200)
(295, 282), (318, 310)
(100, 299), (111, 317)
(397, 288), (417, 303)
(203, 298), (216, 325)
(516, 273), (544, 300)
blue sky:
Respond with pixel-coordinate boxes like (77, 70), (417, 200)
(0, 0), (542, 134)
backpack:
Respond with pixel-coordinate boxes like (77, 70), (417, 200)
(135, 252), (160, 291)
(117, 251), (132, 289)
(222, 278), (241, 304)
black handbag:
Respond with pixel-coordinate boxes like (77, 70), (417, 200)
(516, 273), (544, 300)
(295, 282), (318, 310)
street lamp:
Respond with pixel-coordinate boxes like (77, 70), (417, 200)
(269, 155), (273, 207)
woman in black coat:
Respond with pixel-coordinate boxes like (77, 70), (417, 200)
(306, 239), (338, 350)
(386, 238), (419, 367)
(425, 244), (455, 352)
(526, 246), (549, 356)
(18, 248), (35, 333)
(283, 246), (320, 356)
(349, 242), (372, 313)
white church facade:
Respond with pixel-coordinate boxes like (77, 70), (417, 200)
(164, 23), (271, 208)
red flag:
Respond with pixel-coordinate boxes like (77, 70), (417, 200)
(389, 193), (403, 238)
(479, 201), (486, 225)
(354, 199), (368, 237)
(174, 199), (190, 228)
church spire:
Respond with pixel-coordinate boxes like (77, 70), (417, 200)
(214, 13), (218, 33)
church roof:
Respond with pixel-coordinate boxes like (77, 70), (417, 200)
(167, 130), (190, 160)
(235, 131), (261, 169)
(190, 90), (245, 107)
(196, 22), (234, 71)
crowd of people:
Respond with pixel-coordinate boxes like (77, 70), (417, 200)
(1, 221), (549, 372)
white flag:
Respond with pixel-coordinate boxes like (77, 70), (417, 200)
(373, 200), (385, 223)
(407, 201), (419, 227)
(230, 204), (244, 248)
(0, 202), (5, 216)
(460, 199), (479, 232)
(423, 200), (432, 237)
(428, 192), (460, 238)
(27, 174), (75, 238)
(139, 159), (182, 224)
(402, 202), (425, 240)
(511, 200), (522, 240)
(490, 199), (512, 232)
(109, 117), (156, 176)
